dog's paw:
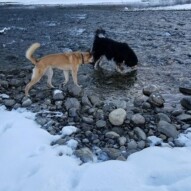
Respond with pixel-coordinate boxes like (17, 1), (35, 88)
(48, 84), (55, 88)
(76, 84), (82, 88)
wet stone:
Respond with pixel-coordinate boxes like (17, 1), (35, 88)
(118, 136), (127, 146)
(96, 120), (106, 128)
(127, 140), (138, 150)
(103, 148), (121, 160)
(53, 90), (64, 101)
(157, 113), (171, 123)
(109, 108), (126, 126)
(157, 120), (179, 138)
(67, 84), (82, 97)
(64, 98), (80, 110)
(148, 93), (165, 107)
(105, 131), (120, 139)
(179, 84), (191, 95)
(176, 114), (191, 122)
(143, 85), (159, 96)
(75, 147), (94, 163)
(180, 97), (191, 110)
(134, 127), (146, 140)
(3, 99), (15, 107)
(22, 98), (32, 107)
(131, 113), (145, 125)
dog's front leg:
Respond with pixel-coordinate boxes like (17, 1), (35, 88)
(63, 70), (69, 86)
(94, 56), (103, 70)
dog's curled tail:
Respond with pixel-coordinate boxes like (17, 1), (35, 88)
(25, 42), (40, 65)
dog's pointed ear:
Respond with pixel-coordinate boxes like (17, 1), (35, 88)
(95, 28), (106, 38)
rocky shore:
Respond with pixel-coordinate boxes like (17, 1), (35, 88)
(1, 68), (191, 162)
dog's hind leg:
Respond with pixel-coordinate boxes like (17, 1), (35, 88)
(46, 68), (55, 88)
(63, 70), (69, 86)
(25, 67), (44, 96)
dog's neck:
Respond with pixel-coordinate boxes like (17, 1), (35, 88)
(81, 53), (84, 64)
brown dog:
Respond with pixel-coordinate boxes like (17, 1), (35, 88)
(25, 43), (93, 96)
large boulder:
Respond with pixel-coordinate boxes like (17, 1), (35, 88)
(109, 108), (126, 126)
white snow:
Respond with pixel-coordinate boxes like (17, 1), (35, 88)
(0, 0), (191, 11)
(0, 0), (141, 5)
(1, 1), (191, 189)
(1, 106), (191, 191)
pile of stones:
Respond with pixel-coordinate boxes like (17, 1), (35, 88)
(1, 69), (191, 163)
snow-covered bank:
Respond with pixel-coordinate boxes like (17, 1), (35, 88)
(1, 106), (191, 191)
(1, 0), (191, 10)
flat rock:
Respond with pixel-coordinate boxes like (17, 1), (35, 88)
(180, 97), (191, 110)
(157, 120), (179, 138)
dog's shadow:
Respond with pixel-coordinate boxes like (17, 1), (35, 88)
(93, 69), (137, 90)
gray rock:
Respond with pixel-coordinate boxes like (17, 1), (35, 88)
(181, 97), (191, 110)
(13, 103), (21, 110)
(174, 139), (185, 147)
(176, 114), (191, 122)
(127, 140), (138, 149)
(103, 148), (121, 160)
(94, 109), (104, 120)
(89, 95), (102, 107)
(55, 101), (63, 109)
(112, 127), (125, 136)
(82, 138), (89, 143)
(81, 95), (92, 107)
(75, 147), (94, 163)
(94, 148), (109, 161)
(157, 113), (171, 123)
(116, 155), (126, 161)
(82, 117), (94, 124)
(22, 98), (32, 107)
(53, 90), (64, 101)
(131, 114), (145, 125)
(9, 79), (22, 87)
(0, 80), (8, 87)
(118, 136), (127, 146)
(179, 84), (191, 95)
(64, 98), (80, 110)
(4, 99), (15, 107)
(148, 93), (165, 107)
(134, 127), (147, 140)
(137, 140), (146, 149)
(113, 100), (127, 109)
(157, 120), (179, 138)
(172, 109), (183, 117)
(68, 84), (82, 97)
(143, 85), (159, 96)
(133, 96), (147, 107)
(35, 117), (48, 126)
(181, 124), (191, 130)
(96, 120), (106, 128)
(105, 131), (120, 139)
(109, 108), (126, 126)
(68, 108), (78, 117)
(56, 138), (69, 145)
(142, 102), (151, 109)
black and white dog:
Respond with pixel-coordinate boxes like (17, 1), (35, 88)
(91, 28), (138, 72)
